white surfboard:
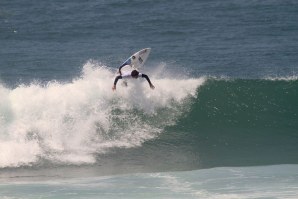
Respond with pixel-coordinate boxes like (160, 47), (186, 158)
(120, 48), (151, 71)
(117, 48), (151, 87)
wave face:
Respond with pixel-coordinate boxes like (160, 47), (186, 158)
(0, 62), (204, 168)
(161, 78), (298, 168)
(191, 78), (297, 129)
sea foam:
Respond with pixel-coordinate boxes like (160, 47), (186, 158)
(0, 61), (205, 168)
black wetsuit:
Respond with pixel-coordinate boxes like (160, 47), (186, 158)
(113, 73), (153, 87)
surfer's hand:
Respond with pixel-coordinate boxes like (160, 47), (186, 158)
(112, 85), (116, 91)
(150, 84), (155, 90)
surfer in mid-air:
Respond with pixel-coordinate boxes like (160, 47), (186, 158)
(112, 49), (155, 91)
(112, 48), (155, 91)
(112, 63), (155, 91)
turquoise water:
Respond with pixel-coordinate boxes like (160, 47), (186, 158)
(1, 165), (298, 198)
(1, 0), (298, 198)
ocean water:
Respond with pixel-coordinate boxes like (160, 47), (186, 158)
(1, 0), (298, 198)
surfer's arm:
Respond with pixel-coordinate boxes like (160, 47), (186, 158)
(142, 74), (155, 89)
(112, 75), (122, 90)
(118, 61), (130, 75)
(118, 64), (125, 75)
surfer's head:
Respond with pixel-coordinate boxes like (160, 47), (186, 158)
(131, 70), (139, 78)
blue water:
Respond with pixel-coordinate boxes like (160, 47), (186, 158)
(1, 0), (298, 198)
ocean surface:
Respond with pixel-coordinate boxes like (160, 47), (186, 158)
(1, 0), (298, 198)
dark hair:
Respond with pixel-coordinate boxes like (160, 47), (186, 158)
(131, 70), (139, 77)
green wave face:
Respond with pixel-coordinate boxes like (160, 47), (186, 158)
(162, 79), (298, 168)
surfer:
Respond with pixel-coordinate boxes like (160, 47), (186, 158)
(112, 48), (154, 91)
(112, 69), (155, 91)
